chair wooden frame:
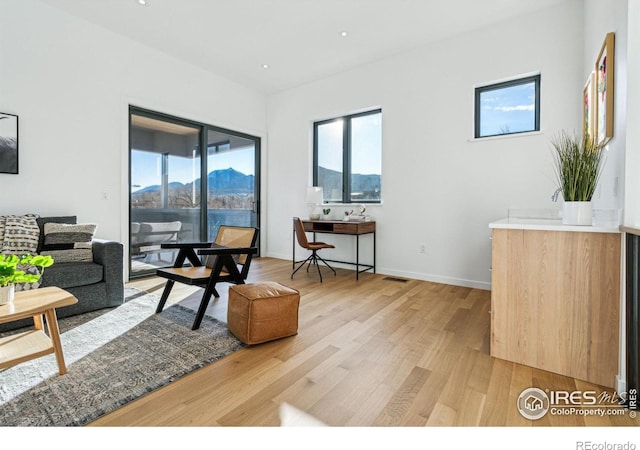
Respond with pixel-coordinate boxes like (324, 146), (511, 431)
(155, 226), (258, 330)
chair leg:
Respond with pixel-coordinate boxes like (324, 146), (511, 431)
(313, 253), (323, 282)
(291, 251), (335, 282)
(192, 282), (217, 330)
(291, 254), (314, 279)
(316, 254), (336, 276)
(156, 280), (175, 313)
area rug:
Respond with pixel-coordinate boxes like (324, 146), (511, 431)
(0, 288), (244, 426)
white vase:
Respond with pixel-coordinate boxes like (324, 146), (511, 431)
(0, 285), (15, 305)
(562, 201), (592, 226)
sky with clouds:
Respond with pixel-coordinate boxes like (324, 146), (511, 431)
(479, 81), (536, 136)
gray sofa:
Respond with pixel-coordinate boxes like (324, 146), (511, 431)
(0, 215), (124, 332)
(40, 238), (124, 317)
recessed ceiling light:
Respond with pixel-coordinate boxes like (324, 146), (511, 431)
(138, 0), (147, 5)
(262, 64), (269, 69)
(340, 31), (348, 37)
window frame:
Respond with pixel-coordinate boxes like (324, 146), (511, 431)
(474, 74), (541, 139)
(128, 105), (261, 279)
(312, 108), (382, 204)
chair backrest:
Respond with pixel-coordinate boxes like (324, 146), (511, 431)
(293, 217), (310, 249)
(213, 225), (258, 265)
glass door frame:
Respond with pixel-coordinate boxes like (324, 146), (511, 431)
(203, 123), (261, 246)
(128, 105), (261, 279)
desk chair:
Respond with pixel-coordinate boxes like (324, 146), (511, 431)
(291, 217), (336, 282)
(155, 225), (258, 330)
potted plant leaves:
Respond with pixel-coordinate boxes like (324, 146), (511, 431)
(0, 254), (55, 304)
(551, 131), (606, 225)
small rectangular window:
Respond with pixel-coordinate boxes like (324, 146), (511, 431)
(313, 109), (382, 203)
(474, 74), (540, 138)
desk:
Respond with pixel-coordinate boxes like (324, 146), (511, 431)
(293, 219), (376, 280)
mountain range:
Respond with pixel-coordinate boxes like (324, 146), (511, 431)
(133, 167), (254, 196)
(132, 166), (380, 199)
(318, 166), (381, 200)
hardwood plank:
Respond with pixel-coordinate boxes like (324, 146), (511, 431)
(88, 257), (636, 427)
(373, 366), (431, 426)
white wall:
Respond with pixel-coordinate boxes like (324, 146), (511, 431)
(0, 1), (267, 249)
(583, 0), (628, 212)
(621, 0), (640, 395)
(266, 0), (584, 289)
(623, 0), (640, 226)
(2, 0), (622, 292)
(584, 0), (633, 394)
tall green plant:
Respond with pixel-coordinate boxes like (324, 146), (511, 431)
(552, 131), (606, 202)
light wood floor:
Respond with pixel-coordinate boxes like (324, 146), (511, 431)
(89, 257), (637, 427)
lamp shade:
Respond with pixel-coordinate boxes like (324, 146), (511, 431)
(306, 186), (324, 205)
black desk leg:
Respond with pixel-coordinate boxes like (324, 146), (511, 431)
(356, 234), (360, 280)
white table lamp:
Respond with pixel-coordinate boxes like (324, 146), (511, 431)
(306, 187), (323, 220)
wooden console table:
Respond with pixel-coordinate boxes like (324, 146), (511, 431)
(293, 219), (376, 280)
(0, 286), (78, 375)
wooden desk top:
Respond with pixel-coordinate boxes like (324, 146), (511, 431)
(0, 287), (78, 324)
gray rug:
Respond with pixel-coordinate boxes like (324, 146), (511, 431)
(0, 288), (244, 426)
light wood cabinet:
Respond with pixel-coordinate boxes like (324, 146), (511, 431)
(491, 228), (621, 388)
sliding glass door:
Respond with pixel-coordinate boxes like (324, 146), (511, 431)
(129, 107), (260, 278)
(206, 129), (258, 241)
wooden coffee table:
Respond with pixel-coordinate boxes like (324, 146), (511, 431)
(0, 286), (78, 375)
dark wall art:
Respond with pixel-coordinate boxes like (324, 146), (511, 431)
(0, 112), (18, 174)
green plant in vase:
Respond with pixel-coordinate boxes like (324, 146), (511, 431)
(551, 131), (606, 225)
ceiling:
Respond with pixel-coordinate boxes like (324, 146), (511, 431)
(45, 0), (570, 95)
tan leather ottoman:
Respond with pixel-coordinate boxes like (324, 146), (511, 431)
(227, 282), (300, 345)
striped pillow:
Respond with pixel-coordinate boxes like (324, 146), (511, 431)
(36, 216), (77, 253)
(40, 223), (97, 262)
(1, 214), (40, 254)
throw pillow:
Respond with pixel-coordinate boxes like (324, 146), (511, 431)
(36, 216), (77, 253)
(0, 216), (5, 244)
(40, 223), (97, 263)
(14, 265), (42, 291)
(1, 214), (40, 254)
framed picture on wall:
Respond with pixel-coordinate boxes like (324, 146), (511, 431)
(595, 32), (614, 145)
(583, 71), (595, 142)
(0, 112), (18, 174)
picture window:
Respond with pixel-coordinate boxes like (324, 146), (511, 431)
(313, 109), (382, 203)
(474, 74), (540, 138)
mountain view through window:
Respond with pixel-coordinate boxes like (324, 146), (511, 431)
(314, 109), (382, 203)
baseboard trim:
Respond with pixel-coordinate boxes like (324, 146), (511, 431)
(377, 267), (491, 291)
(264, 253), (491, 291)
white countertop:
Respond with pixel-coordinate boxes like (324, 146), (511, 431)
(489, 217), (620, 233)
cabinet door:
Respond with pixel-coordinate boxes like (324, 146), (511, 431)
(490, 228), (620, 388)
